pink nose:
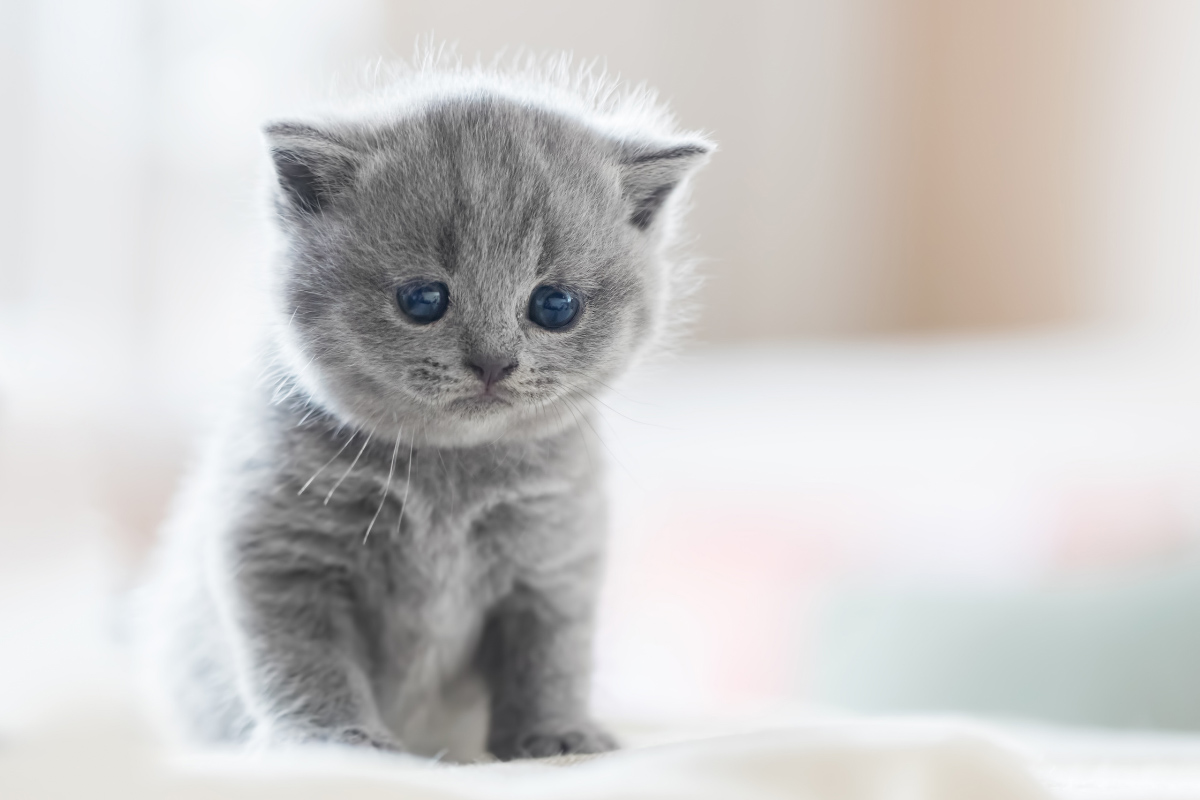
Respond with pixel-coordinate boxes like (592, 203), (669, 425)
(468, 357), (518, 390)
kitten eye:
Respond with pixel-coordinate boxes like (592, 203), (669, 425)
(528, 285), (581, 330)
(396, 281), (449, 324)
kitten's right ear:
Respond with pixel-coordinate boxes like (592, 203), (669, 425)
(263, 121), (358, 214)
(616, 137), (714, 231)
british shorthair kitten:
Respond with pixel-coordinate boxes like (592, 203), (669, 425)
(137, 57), (712, 761)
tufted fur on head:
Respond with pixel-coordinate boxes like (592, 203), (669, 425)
(263, 55), (713, 447)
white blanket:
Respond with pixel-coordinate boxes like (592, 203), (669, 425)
(13, 694), (1200, 800)
(3, 705), (1051, 800)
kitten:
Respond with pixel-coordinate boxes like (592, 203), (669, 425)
(136, 59), (712, 761)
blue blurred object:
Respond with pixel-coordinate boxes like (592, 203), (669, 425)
(814, 557), (1200, 729)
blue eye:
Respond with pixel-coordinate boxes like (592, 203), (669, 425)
(528, 285), (581, 330)
(397, 281), (449, 324)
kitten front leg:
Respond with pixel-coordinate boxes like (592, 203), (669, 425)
(221, 552), (397, 751)
(480, 576), (616, 760)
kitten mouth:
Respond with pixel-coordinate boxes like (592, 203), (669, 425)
(450, 391), (513, 410)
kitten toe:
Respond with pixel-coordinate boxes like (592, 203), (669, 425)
(492, 723), (618, 760)
(263, 723), (402, 753)
(329, 725), (403, 752)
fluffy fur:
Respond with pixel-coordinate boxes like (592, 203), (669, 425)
(136, 56), (712, 761)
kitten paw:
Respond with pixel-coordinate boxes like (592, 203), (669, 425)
(490, 722), (618, 761)
(327, 725), (402, 752)
(262, 723), (401, 752)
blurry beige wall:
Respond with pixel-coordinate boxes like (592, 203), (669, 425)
(380, 0), (1200, 340)
(383, 0), (918, 340)
(904, 0), (1088, 331)
(904, 0), (1200, 334)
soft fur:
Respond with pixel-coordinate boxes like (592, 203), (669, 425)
(136, 56), (712, 761)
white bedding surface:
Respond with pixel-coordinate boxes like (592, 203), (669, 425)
(10, 702), (1200, 800)
(0, 706), (1047, 800)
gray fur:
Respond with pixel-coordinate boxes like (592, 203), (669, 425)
(136, 61), (711, 761)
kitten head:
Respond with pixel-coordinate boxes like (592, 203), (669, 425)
(265, 72), (712, 446)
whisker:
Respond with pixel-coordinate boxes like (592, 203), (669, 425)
(570, 373), (658, 407)
(560, 395), (593, 470)
(556, 377), (673, 429)
(364, 428), (402, 544)
(429, 430), (460, 521)
(298, 430), (356, 495)
(326, 429), (373, 505)
(549, 396), (570, 439)
(559, 389), (620, 437)
(563, 394), (643, 490)
(395, 433), (416, 538)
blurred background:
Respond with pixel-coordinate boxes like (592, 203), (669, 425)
(4, 0), (1200, 734)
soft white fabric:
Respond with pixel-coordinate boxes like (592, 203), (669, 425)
(16, 708), (1200, 799)
(2, 706), (1049, 800)
(16, 685), (1200, 800)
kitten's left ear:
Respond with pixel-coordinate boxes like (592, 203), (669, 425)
(263, 120), (360, 215)
(616, 138), (714, 231)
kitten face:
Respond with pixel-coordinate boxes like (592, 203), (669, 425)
(267, 95), (709, 446)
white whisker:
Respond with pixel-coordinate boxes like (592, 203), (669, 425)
(395, 433), (416, 537)
(557, 377), (671, 429)
(563, 393), (642, 489)
(560, 395), (593, 469)
(326, 430), (372, 505)
(364, 428), (402, 544)
(298, 430), (356, 495)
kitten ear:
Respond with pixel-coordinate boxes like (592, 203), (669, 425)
(616, 138), (714, 231)
(263, 121), (359, 214)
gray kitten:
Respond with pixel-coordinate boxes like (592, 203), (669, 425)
(136, 61), (712, 761)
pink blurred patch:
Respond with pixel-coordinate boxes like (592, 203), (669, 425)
(596, 489), (854, 714)
(1050, 480), (1190, 571)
